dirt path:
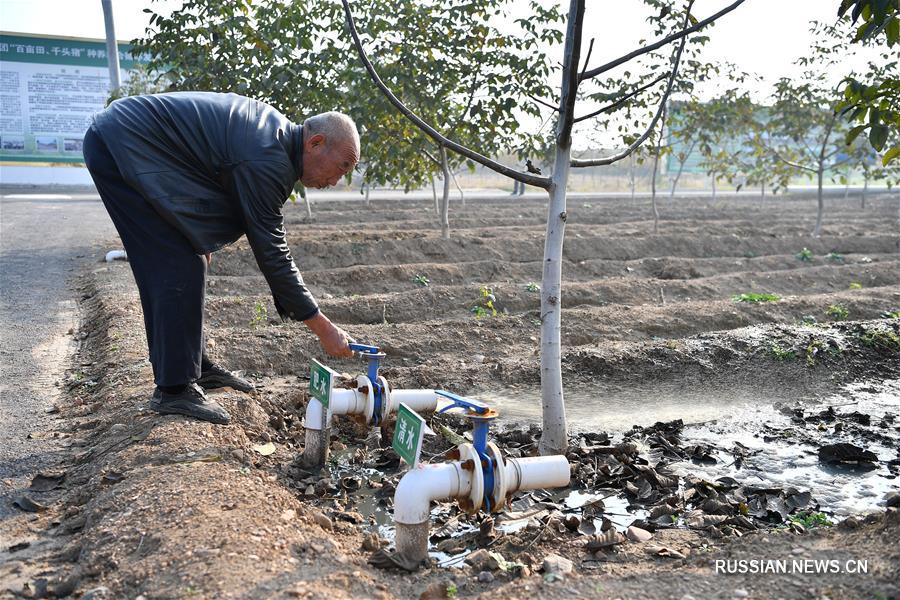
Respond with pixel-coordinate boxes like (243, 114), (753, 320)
(0, 192), (114, 528)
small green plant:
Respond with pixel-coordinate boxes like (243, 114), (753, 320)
(771, 344), (796, 361)
(796, 247), (813, 262)
(805, 339), (825, 366)
(412, 274), (430, 287)
(250, 300), (268, 327)
(446, 583), (458, 599)
(744, 250), (757, 258)
(881, 310), (900, 319)
(471, 286), (498, 318)
(825, 252), (844, 262)
(524, 281), (540, 293)
(826, 303), (849, 321)
(848, 282), (863, 290)
(799, 315), (818, 326)
(859, 328), (900, 352)
(789, 511), (833, 529)
(733, 292), (781, 303)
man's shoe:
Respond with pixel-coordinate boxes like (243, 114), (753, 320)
(150, 383), (231, 425)
(195, 363), (255, 393)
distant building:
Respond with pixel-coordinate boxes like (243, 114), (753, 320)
(0, 31), (149, 185)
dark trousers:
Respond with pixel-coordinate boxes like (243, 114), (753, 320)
(83, 126), (206, 387)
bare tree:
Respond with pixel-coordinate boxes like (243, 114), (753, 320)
(341, 0), (746, 454)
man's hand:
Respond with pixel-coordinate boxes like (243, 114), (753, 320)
(303, 312), (353, 358)
(204, 253), (212, 267)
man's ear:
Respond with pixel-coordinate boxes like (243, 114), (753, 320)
(306, 133), (326, 150)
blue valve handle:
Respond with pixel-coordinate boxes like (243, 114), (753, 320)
(436, 390), (497, 512)
(435, 390), (490, 415)
(349, 343), (384, 425)
(349, 343), (381, 354)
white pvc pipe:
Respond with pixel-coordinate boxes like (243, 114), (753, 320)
(505, 455), (570, 493)
(390, 389), (439, 414)
(331, 388), (367, 417)
(394, 462), (473, 526)
(393, 454), (570, 563)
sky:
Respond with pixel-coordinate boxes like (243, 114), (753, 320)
(0, 0), (882, 148)
(0, 0), (869, 83)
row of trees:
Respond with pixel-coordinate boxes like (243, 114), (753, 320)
(643, 20), (899, 236)
(133, 0), (896, 456)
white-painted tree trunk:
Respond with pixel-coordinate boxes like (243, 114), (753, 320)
(813, 167), (824, 237)
(761, 180), (766, 200)
(365, 183), (371, 206)
(538, 141), (571, 456)
(629, 154), (636, 201)
(450, 170), (465, 206)
(861, 176), (868, 209)
(431, 175), (439, 216)
(711, 171), (717, 200)
(439, 146), (451, 240)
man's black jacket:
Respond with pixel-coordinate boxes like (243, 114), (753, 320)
(92, 91), (318, 321)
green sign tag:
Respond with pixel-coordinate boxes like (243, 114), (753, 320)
(393, 403), (433, 468)
(309, 360), (336, 429)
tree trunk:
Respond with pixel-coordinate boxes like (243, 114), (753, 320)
(364, 183), (371, 206)
(439, 146), (451, 240)
(300, 187), (312, 219)
(629, 154), (636, 201)
(861, 175), (868, 209)
(813, 167), (824, 237)
(539, 142), (571, 456)
(669, 140), (694, 201)
(650, 104), (666, 234)
(450, 170), (465, 206)
(761, 180), (766, 199)
(651, 153), (661, 234)
(711, 171), (717, 200)
(431, 175), (439, 216)
(537, 0), (583, 457)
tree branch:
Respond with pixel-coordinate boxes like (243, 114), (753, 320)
(579, 37), (595, 80)
(525, 92), (560, 113)
(340, 0), (552, 189)
(770, 148), (818, 173)
(579, 0), (747, 82)
(571, 4), (691, 168)
(555, 0), (585, 148)
(573, 72), (669, 124)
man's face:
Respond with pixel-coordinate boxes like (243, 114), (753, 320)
(300, 133), (357, 189)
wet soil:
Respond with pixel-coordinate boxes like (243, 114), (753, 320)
(2, 192), (899, 599)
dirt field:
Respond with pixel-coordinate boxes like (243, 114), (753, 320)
(2, 191), (899, 599)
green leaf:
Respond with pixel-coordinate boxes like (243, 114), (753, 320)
(882, 146), (900, 165)
(869, 124), (889, 150)
(847, 124), (868, 144)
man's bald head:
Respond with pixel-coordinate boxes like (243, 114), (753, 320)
(299, 112), (359, 189)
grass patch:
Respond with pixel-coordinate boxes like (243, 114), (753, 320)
(826, 303), (849, 321)
(859, 327), (900, 352)
(790, 511), (833, 529)
(471, 286), (498, 318)
(825, 251), (844, 262)
(524, 281), (540, 293)
(881, 310), (899, 319)
(848, 282), (863, 290)
(412, 274), (430, 287)
(249, 300), (268, 328)
(733, 292), (780, 303)
(796, 247), (813, 262)
(771, 344), (796, 361)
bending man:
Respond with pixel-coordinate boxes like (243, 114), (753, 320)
(83, 92), (356, 425)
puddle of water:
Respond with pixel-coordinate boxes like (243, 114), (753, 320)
(483, 379), (900, 517)
(479, 382), (791, 433)
(678, 379), (899, 517)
